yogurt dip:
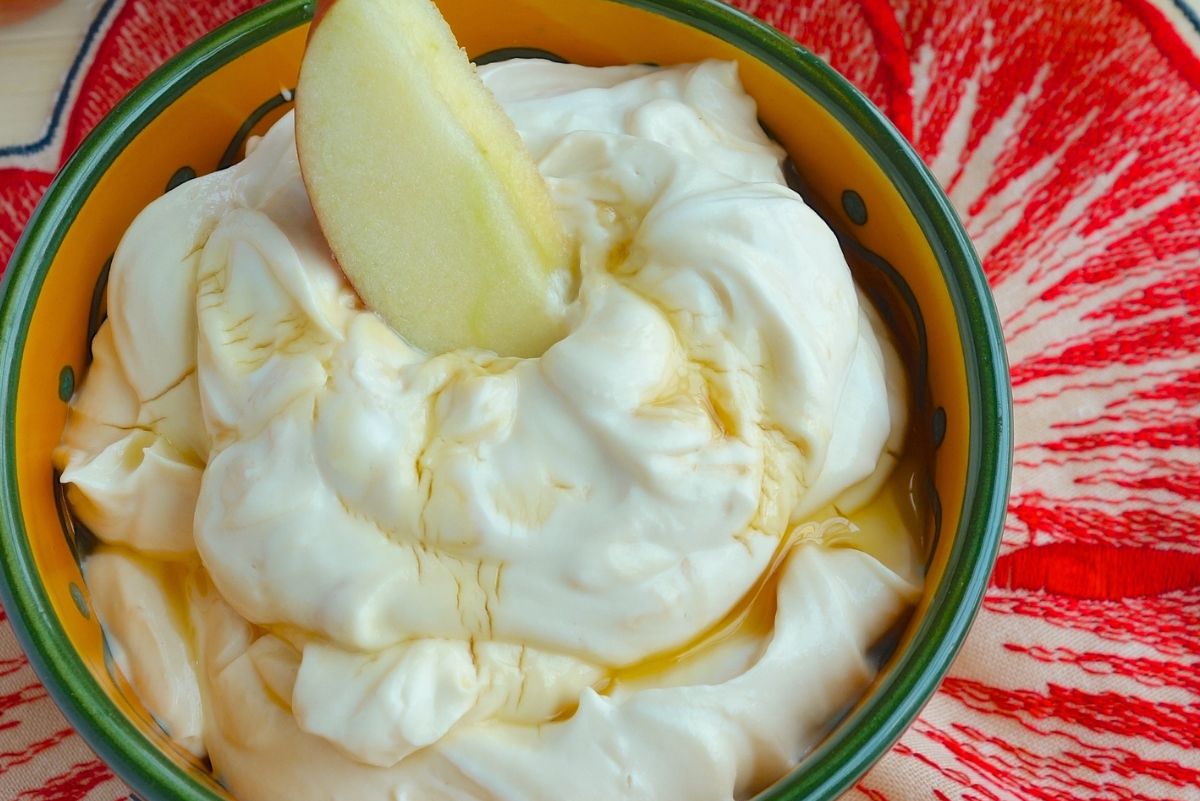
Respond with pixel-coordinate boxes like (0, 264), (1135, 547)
(56, 59), (921, 801)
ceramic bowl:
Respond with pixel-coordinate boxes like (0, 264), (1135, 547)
(0, 0), (1011, 799)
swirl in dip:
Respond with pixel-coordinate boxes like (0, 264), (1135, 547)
(56, 59), (922, 801)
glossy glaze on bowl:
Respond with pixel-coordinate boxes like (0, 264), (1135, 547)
(0, 1), (1011, 799)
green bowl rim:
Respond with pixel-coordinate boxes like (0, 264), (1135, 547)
(0, 1), (1012, 799)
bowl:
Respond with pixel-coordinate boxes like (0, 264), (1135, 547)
(0, 0), (1012, 799)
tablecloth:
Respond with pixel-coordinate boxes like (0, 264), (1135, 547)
(1, 0), (1198, 799)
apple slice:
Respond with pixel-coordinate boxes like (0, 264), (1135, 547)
(296, 0), (570, 357)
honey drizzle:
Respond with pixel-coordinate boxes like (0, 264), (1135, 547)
(596, 443), (930, 698)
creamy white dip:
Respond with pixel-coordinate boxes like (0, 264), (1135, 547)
(56, 59), (920, 801)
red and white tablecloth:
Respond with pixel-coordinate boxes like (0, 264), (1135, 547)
(1, 0), (1198, 799)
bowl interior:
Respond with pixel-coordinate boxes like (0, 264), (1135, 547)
(0, 1), (1008, 800)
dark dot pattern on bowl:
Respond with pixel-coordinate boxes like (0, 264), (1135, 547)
(69, 582), (89, 620)
(57, 366), (74, 402)
(473, 47), (569, 65)
(841, 188), (868, 225)
(86, 255), (112, 358)
(926, 473), (944, 567)
(217, 89), (296, 170)
(165, 167), (197, 193)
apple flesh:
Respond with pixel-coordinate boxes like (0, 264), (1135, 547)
(297, 0), (570, 357)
